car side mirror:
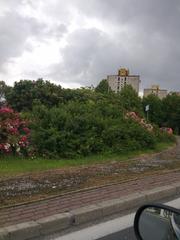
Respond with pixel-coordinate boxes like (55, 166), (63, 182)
(134, 204), (180, 240)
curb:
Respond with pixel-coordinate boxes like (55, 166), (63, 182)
(1, 182), (180, 240)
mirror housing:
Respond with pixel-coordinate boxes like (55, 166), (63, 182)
(134, 204), (180, 240)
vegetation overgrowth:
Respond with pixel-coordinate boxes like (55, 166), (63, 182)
(0, 79), (178, 159)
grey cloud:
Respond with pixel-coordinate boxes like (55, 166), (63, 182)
(52, 28), (105, 85)
(0, 0), (24, 12)
(76, 0), (180, 33)
(62, 29), (102, 74)
(37, 0), (74, 24)
(51, 0), (180, 91)
(0, 0), (68, 73)
(1, 0), (180, 92)
(46, 23), (67, 39)
(52, 28), (129, 86)
(0, 10), (49, 72)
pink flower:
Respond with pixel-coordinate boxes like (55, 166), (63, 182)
(22, 127), (30, 134)
(0, 107), (14, 114)
(20, 136), (28, 142)
(8, 127), (18, 135)
(0, 143), (11, 153)
(0, 107), (30, 155)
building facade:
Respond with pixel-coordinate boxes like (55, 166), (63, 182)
(107, 68), (140, 93)
(144, 85), (167, 99)
(169, 91), (180, 96)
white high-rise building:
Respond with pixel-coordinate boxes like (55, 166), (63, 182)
(107, 68), (140, 93)
(144, 85), (167, 99)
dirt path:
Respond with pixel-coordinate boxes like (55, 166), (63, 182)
(0, 138), (179, 206)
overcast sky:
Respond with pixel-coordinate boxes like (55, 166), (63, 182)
(0, 0), (180, 92)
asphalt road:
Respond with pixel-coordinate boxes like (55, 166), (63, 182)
(47, 197), (180, 240)
(98, 227), (136, 240)
(139, 211), (176, 240)
(99, 212), (178, 240)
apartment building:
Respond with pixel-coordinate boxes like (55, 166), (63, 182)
(144, 85), (167, 99)
(107, 68), (140, 93)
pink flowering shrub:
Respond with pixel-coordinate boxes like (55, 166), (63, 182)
(0, 107), (30, 156)
(125, 112), (154, 132)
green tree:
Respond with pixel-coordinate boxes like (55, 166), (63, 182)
(0, 81), (11, 106)
(5, 79), (62, 112)
(95, 79), (109, 94)
(142, 94), (163, 125)
(118, 85), (142, 114)
(62, 88), (97, 103)
(162, 93), (180, 134)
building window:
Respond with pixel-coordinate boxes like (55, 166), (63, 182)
(124, 77), (126, 84)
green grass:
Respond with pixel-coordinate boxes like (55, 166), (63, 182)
(0, 142), (175, 177)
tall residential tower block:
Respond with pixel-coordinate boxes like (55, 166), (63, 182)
(144, 85), (167, 99)
(107, 68), (140, 93)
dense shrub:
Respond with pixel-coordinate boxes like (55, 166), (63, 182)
(5, 79), (62, 112)
(1, 80), (176, 159)
(0, 107), (30, 155)
(155, 127), (176, 143)
(29, 100), (158, 158)
(102, 119), (157, 153)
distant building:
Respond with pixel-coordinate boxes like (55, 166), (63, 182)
(144, 85), (167, 99)
(107, 68), (140, 93)
(169, 91), (180, 96)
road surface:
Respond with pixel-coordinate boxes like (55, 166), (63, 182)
(44, 197), (180, 240)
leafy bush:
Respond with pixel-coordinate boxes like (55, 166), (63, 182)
(102, 119), (157, 153)
(29, 100), (158, 158)
(5, 79), (62, 112)
(2, 80), (175, 159)
(0, 107), (30, 156)
(155, 128), (176, 143)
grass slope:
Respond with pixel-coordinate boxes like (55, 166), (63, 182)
(0, 142), (175, 178)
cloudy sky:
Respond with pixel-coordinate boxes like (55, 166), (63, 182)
(0, 0), (180, 92)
